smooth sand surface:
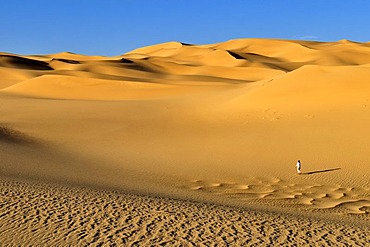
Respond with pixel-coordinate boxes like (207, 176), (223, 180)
(1, 38), (370, 245)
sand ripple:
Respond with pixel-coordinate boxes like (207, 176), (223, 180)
(1, 179), (369, 246)
(187, 178), (370, 215)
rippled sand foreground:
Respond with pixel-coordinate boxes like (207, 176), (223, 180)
(1, 179), (369, 246)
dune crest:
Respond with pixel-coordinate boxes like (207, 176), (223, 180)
(2, 38), (370, 100)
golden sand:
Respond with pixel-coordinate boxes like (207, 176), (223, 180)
(1, 38), (370, 245)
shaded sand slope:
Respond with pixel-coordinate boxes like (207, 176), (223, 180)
(1, 39), (370, 241)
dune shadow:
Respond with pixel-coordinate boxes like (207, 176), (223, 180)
(0, 54), (53, 70)
(303, 168), (341, 175)
(0, 126), (35, 145)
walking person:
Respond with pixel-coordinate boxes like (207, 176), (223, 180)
(296, 160), (302, 175)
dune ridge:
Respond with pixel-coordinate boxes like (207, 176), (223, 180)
(2, 38), (370, 101)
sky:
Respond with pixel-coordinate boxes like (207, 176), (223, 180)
(1, 1), (370, 56)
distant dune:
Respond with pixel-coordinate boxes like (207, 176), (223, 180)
(1, 39), (370, 245)
(2, 39), (370, 103)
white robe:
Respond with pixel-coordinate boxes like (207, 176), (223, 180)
(296, 161), (301, 173)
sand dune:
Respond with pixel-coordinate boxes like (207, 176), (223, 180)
(0, 54), (52, 70)
(2, 75), (189, 100)
(3, 38), (370, 100)
(1, 38), (370, 245)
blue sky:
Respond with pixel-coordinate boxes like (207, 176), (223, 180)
(1, 1), (370, 56)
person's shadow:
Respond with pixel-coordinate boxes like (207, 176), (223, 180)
(303, 168), (341, 175)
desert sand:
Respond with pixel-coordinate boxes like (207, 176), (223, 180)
(1, 38), (370, 245)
